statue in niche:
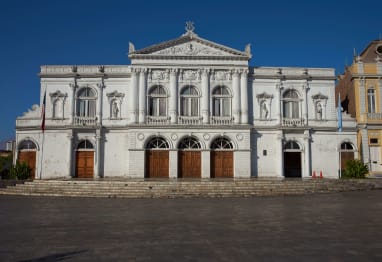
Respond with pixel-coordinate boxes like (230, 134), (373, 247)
(112, 101), (119, 118)
(316, 102), (322, 120)
(261, 102), (269, 119)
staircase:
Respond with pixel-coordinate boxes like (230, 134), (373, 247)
(0, 178), (381, 198)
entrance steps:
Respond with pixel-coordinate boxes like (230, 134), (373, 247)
(0, 178), (381, 198)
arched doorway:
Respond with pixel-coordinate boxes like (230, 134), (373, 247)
(75, 140), (94, 178)
(17, 139), (37, 179)
(210, 137), (233, 178)
(145, 137), (169, 178)
(284, 141), (302, 178)
(178, 136), (201, 178)
(340, 142), (355, 171)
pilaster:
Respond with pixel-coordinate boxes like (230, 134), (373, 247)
(201, 68), (210, 124)
(232, 69), (241, 124)
(240, 69), (249, 124)
(169, 69), (178, 124)
(128, 68), (138, 124)
(138, 68), (147, 124)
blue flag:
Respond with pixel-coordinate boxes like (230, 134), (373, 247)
(338, 93), (342, 132)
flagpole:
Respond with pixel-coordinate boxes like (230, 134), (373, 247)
(39, 132), (44, 180)
(338, 93), (343, 179)
(39, 90), (46, 180)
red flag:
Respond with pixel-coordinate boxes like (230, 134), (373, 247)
(41, 91), (46, 132)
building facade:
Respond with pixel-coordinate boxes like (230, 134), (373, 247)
(336, 40), (382, 174)
(16, 26), (357, 179)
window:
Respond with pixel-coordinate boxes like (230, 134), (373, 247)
(211, 137), (233, 150)
(77, 140), (94, 150)
(212, 86), (231, 117)
(180, 86), (199, 116)
(146, 137), (169, 149)
(18, 140), (37, 150)
(341, 142), (354, 150)
(179, 137), (201, 149)
(368, 88), (376, 114)
(284, 141), (300, 151)
(283, 90), (300, 119)
(370, 138), (379, 145)
(76, 88), (96, 117)
(148, 86), (167, 116)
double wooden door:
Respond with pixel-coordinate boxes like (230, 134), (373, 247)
(18, 151), (36, 179)
(146, 150), (169, 178)
(210, 151), (233, 178)
(178, 151), (201, 178)
(76, 151), (94, 178)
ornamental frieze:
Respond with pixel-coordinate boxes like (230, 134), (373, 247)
(154, 42), (225, 56)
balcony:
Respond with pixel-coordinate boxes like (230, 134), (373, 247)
(282, 118), (305, 127)
(367, 113), (382, 120)
(210, 116), (234, 125)
(146, 116), (170, 125)
(178, 116), (203, 125)
(74, 116), (97, 126)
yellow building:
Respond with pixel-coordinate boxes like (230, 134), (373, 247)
(336, 40), (382, 174)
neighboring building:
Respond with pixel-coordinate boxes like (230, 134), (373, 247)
(15, 24), (357, 179)
(5, 140), (14, 152)
(336, 40), (382, 174)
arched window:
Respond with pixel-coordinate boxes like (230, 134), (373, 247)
(180, 86), (199, 116)
(18, 140), (37, 151)
(341, 142), (354, 151)
(212, 86), (231, 117)
(211, 137), (233, 150)
(146, 137), (169, 149)
(77, 140), (94, 150)
(148, 86), (167, 116)
(368, 88), (376, 114)
(76, 88), (96, 117)
(284, 141), (301, 151)
(283, 90), (300, 119)
(178, 137), (201, 150)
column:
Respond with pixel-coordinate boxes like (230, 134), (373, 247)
(128, 68), (138, 124)
(201, 68), (210, 124)
(169, 69), (178, 124)
(232, 70), (241, 124)
(67, 133), (73, 177)
(69, 82), (76, 124)
(138, 69), (147, 124)
(94, 132), (102, 178)
(277, 132), (284, 177)
(96, 82), (104, 125)
(359, 78), (366, 118)
(361, 129), (370, 169)
(275, 81), (283, 123)
(240, 69), (249, 124)
(303, 130), (311, 178)
(303, 82), (309, 125)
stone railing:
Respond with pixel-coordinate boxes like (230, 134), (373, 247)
(178, 116), (203, 125)
(282, 118), (305, 127)
(73, 116), (97, 126)
(367, 113), (382, 120)
(210, 116), (234, 125)
(146, 116), (171, 125)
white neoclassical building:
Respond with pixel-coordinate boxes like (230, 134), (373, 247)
(15, 24), (357, 179)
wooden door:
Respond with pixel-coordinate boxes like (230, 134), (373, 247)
(18, 151), (36, 179)
(211, 151), (233, 178)
(369, 147), (381, 172)
(146, 150), (169, 178)
(178, 151), (201, 178)
(341, 151), (354, 170)
(76, 151), (94, 178)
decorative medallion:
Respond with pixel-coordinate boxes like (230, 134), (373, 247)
(236, 134), (244, 141)
(171, 134), (178, 141)
(203, 133), (210, 141)
(137, 133), (145, 141)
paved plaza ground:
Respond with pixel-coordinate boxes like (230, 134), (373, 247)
(0, 191), (382, 261)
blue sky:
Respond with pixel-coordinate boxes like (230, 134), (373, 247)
(1, 0), (381, 144)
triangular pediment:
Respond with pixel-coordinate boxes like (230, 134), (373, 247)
(129, 33), (251, 60)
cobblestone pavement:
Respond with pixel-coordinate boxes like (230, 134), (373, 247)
(1, 191), (382, 261)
